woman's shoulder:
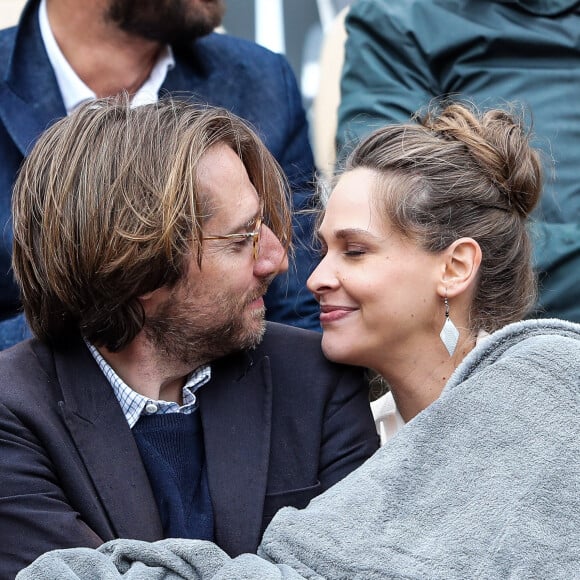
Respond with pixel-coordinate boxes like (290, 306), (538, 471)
(450, 318), (580, 393)
(480, 318), (580, 360)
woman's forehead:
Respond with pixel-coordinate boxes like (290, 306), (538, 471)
(322, 168), (381, 231)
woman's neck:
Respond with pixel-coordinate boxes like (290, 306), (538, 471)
(379, 333), (476, 423)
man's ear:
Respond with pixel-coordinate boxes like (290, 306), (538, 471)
(137, 286), (170, 316)
(436, 237), (482, 299)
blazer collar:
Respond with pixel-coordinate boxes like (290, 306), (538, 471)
(200, 348), (273, 555)
(0, 16), (245, 158)
(53, 339), (163, 541)
(162, 36), (245, 112)
(0, 0), (66, 157)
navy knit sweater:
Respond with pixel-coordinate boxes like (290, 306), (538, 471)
(132, 412), (214, 540)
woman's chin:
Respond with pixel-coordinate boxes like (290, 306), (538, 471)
(321, 334), (359, 367)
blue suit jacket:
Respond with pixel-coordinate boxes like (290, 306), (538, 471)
(0, 0), (321, 349)
(0, 322), (379, 579)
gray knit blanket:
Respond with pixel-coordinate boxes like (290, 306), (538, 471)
(17, 319), (580, 579)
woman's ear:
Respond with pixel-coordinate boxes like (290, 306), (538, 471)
(436, 237), (482, 299)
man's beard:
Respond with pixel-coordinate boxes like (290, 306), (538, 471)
(143, 285), (268, 369)
(107, 0), (226, 45)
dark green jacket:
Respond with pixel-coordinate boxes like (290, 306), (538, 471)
(338, 0), (580, 321)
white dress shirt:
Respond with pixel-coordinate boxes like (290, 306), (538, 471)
(38, 0), (175, 114)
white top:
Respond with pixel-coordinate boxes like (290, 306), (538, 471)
(38, 0), (175, 114)
(370, 391), (405, 446)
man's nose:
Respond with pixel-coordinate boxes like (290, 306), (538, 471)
(254, 224), (288, 276)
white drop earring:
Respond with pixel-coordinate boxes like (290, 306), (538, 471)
(439, 296), (459, 356)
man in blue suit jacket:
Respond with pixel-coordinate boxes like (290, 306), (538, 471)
(0, 0), (320, 349)
(0, 98), (378, 579)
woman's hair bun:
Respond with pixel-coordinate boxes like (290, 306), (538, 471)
(421, 103), (542, 218)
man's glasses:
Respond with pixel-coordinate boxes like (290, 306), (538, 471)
(202, 214), (263, 261)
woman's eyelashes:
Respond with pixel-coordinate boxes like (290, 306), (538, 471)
(316, 242), (367, 258)
(344, 244), (367, 257)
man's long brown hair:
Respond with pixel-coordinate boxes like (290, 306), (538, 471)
(12, 97), (291, 350)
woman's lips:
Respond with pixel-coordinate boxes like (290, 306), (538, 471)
(319, 305), (358, 324)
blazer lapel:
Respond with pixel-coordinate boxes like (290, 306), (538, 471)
(0, 0), (66, 157)
(54, 340), (163, 541)
(162, 37), (245, 113)
(199, 350), (273, 555)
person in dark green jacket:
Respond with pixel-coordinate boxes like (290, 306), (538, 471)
(337, 0), (580, 322)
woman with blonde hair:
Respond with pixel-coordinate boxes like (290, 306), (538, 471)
(18, 103), (580, 579)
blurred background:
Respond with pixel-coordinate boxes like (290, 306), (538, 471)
(222, 0), (351, 110)
(0, 0), (24, 26)
(221, 0), (353, 176)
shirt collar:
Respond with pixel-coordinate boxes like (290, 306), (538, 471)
(38, 0), (175, 115)
(85, 340), (211, 429)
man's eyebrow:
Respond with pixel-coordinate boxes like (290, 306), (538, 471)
(221, 209), (261, 235)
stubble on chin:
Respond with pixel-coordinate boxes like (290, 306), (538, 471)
(243, 307), (267, 350)
(143, 295), (267, 368)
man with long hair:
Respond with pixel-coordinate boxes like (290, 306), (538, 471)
(0, 0), (320, 348)
(0, 99), (377, 578)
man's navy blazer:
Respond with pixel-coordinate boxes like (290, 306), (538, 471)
(0, 0), (320, 346)
(0, 322), (379, 579)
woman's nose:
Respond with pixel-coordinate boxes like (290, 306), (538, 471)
(307, 254), (335, 296)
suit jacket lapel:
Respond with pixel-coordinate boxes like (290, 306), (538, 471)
(54, 340), (163, 541)
(200, 350), (273, 555)
(162, 37), (245, 113)
(0, 0), (66, 157)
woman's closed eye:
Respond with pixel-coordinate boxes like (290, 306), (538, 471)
(315, 242), (367, 258)
(344, 244), (367, 256)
